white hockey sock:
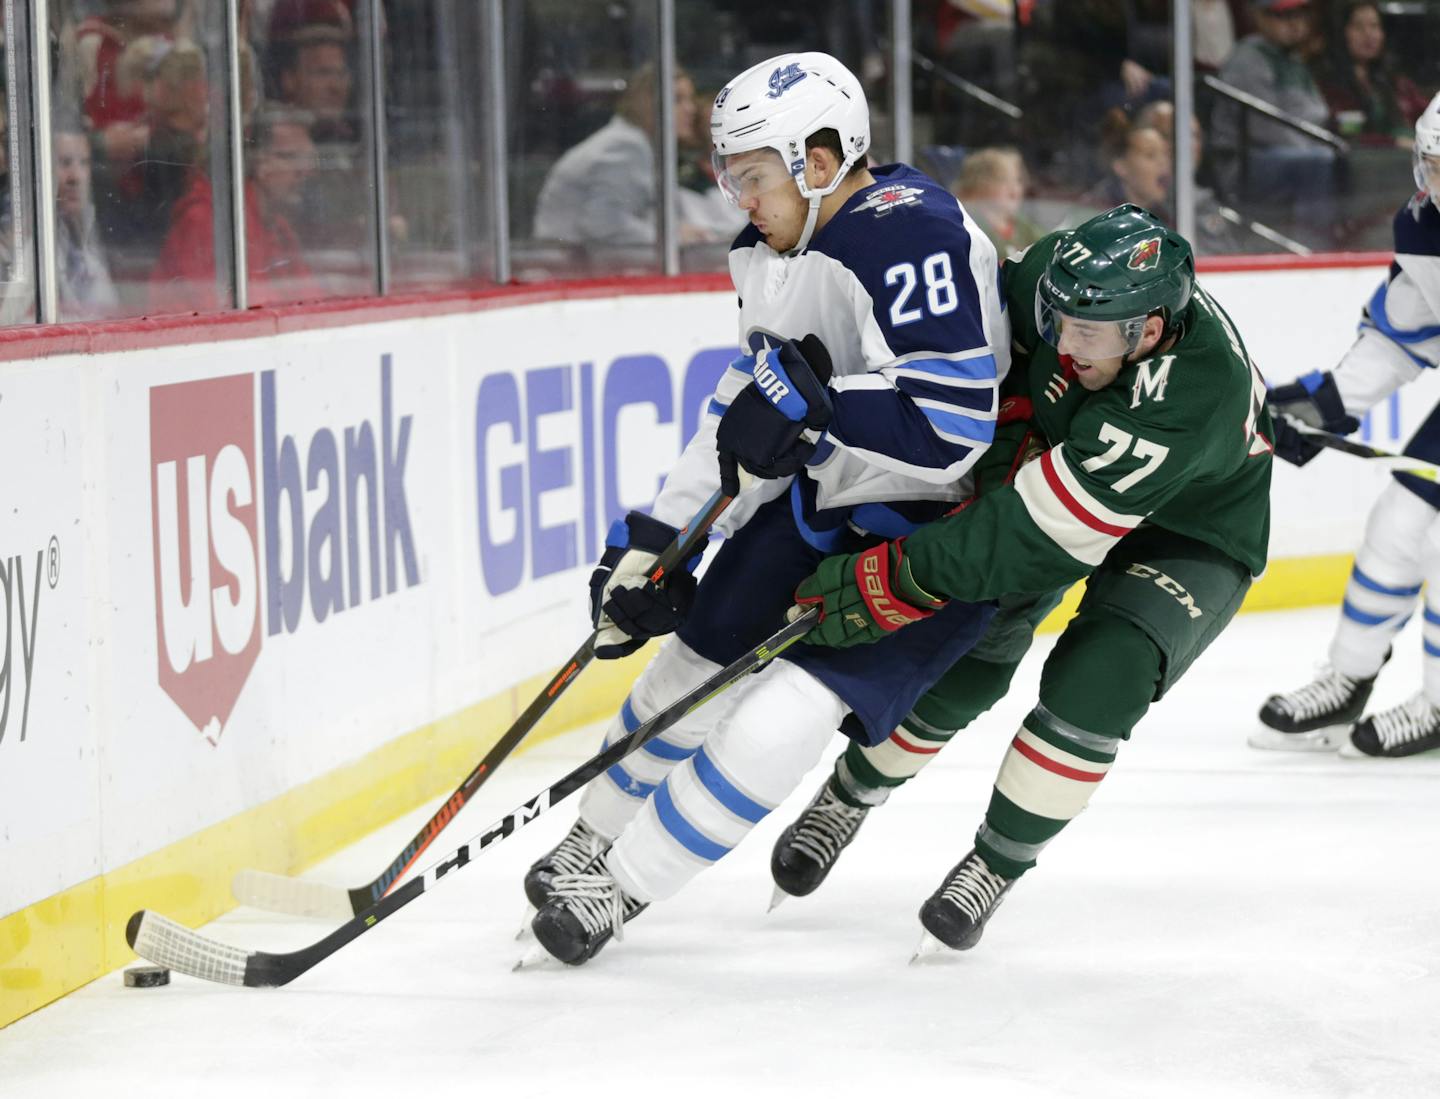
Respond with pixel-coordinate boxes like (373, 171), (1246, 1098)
(607, 660), (848, 903)
(1330, 483), (1433, 678)
(578, 637), (735, 841)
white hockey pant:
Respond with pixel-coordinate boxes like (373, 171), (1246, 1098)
(606, 660), (848, 904)
(577, 637), (741, 841)
(1329, 481), (1440, 695)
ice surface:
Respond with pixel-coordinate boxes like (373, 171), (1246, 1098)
(3, 607), (1439, 1097)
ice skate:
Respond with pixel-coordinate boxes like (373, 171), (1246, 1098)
(529, 853), (648, 967)
(523, 818), (605, 909)
(1250, 660), (1383, 751)
(1342, 692), (1440, 758)
(917, 848), (1015, 952)
(769, 775), (871, 902)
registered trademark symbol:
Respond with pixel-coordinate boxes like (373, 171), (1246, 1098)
(47, 536), (59, 588)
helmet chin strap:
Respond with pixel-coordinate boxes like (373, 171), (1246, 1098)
(786, 194), (824, 257)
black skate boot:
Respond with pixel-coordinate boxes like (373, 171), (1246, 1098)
(770, 776), (871, 900)
(1250, 657), (1385, 752)
(524, 818), (604, 909)
(1343, 692), (1440, 758)
(916, 849), (1015, 953)
(530, 852), (648, 966)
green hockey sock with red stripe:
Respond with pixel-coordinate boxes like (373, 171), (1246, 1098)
(975, 702), (1121, 880)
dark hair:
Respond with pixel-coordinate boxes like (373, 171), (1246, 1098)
(1324, 1), (1404, 127)
(805, 127), (844, 163)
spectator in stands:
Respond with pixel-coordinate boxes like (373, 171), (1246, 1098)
(1314, 1), (1429, 147)
(1210, 0), (1338, 244)
(267, 5), (372, 260)
(1066, 108), (1247, 255)
(73, 0), (183, 167)
(1194, 0), (1239, 73)
(54, 112), (119, 317)
(533, 63), (720, 248)
(1132, 100), (1250, 254)
(95, 41), (210, 263)
(679, 86), (747, 245)
(952, 147), (1044, 260)
(151, 109), (317, 313)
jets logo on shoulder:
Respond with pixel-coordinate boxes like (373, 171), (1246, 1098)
(767, 63), (807, 99)
(1127, 236), (1162, 271)
(855, 185), (924, 217)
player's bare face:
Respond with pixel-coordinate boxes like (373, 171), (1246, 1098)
(724, 149), (807, 252)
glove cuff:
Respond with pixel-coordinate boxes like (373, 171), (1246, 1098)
(623, 510), (680, 555)
(854, 541), (944, 632)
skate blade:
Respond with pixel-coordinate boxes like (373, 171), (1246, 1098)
(1337, 740), (1384, 760)
(1247, 725), (1350, 752)
(512, 940), (556, 972)
(767, 885), (790, 914)
(908, 931), (950, 965)
(515, 903), (537, 942)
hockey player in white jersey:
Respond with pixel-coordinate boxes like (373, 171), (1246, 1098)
(522, 52), (1010, 965)
(1257, 92), (1440, 758)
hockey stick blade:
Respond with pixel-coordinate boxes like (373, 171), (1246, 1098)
(128, 608), (819, 988)
(230, 485), (735, 919)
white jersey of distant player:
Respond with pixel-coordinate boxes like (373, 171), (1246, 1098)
(1331, 193), (1440, 416)
(650, 163), (1010, 537)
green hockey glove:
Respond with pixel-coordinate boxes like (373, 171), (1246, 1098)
(793, 538), (947, 648)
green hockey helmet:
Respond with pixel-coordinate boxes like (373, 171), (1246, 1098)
(1036, 204), (1195, 361)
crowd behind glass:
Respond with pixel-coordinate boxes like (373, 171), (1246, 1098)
(5, 0), (1438, 328)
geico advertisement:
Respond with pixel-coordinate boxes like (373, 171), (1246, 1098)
(0, 362), (96, 918)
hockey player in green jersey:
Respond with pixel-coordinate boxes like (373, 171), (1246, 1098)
(776, 204), (1274, 954)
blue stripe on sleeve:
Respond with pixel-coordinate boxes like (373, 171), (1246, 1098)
(653, 779), (730, 861)
(1367, 283), (1440, 344)
(707, 397), (729, 416)
(896, 373), (995, 412)
(1352, 567), (1423, 598)
(896, 353), (998, 382)
(918, 404), (996, 444)
(692, 748), (771, 823)
(828, 387), (980, 473)
(1424, 605), (1440, 626)
(1425, 638), (1440, 657)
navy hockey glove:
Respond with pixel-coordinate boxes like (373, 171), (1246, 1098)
(589, 511), (700, 659)
(1267, 371), (1360, 467)
(717, 334), (834, 480)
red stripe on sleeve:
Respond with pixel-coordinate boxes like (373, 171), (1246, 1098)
(1039, 450), (1133, 538)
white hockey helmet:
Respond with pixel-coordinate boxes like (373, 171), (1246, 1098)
(1413, 92), (1440, 201)
(709, 52), (869, 251)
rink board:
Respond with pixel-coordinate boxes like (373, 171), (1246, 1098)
(0, 261), (1418, 1026)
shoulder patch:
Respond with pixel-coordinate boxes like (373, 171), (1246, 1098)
(853, 184), (925, 217)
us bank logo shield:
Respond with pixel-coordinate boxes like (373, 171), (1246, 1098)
(150, 374), (261, 744)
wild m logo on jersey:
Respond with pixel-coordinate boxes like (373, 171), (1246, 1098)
(150, 357), (421, 743)
(1127, 236), (1163, 271)
(767, 62), (806, 98)
(1130, 354), (1175, 408)
(855, 185), (924, 217)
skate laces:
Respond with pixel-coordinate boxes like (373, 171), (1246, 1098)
(790, 785), (869, 867)
(1273, 665), (1361, 721)
(1370, 693), (1440, 749)
(548, 820), (604, 876)
(939, 855), (1010, 923)
(550, 858), (642, 943)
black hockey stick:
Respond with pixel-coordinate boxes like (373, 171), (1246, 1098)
(231, 484), (737, 919)
(126, 607), (820, 988)
(1286, 418), (1440, 480)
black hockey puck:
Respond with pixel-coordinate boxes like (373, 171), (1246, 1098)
(123, 965), (170, 988)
